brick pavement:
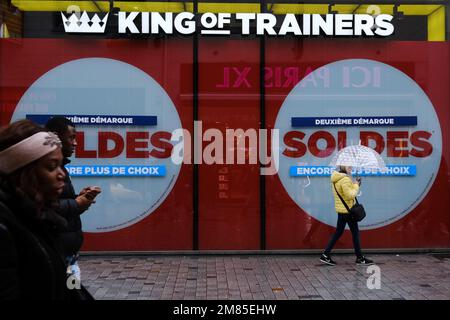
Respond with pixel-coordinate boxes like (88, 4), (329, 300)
(78, 254), (450, 300)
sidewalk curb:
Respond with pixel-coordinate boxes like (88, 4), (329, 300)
(80, 248), (450, 256)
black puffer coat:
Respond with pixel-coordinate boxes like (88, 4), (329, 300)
(0, 184), (91, 300)
(56, 159), (84, 257)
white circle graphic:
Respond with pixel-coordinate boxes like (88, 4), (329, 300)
(275, 59), (442, 230)
(12, 58), (182, 232)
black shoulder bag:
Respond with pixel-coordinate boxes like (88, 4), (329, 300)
(333, 183), (366, 222)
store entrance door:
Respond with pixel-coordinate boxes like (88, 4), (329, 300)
(197, 39), (261, 250)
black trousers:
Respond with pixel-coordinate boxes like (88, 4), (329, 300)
(324, 213), (362, 258)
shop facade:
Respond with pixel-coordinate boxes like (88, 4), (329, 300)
(0, 0), (449, 252)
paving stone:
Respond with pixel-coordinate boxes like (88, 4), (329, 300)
(78, 254), (450, 300)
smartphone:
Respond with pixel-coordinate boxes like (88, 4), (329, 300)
(85, 186), (101, 200)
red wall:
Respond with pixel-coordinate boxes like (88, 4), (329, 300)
(1, 39), (448, 250)
(265, 40), (450, 250)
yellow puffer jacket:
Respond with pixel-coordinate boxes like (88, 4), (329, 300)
(331, 171), (360, 214)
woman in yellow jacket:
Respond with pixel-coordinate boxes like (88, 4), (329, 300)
(320, 166), (374, 266)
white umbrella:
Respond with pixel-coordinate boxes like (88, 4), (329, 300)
(329, 145), (387, 172)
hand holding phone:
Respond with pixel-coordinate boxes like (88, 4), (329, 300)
(84, 186), (102, 201)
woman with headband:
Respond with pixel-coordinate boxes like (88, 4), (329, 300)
(0, 119), (91, 299)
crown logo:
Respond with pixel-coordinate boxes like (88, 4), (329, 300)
(61, 11), (109, 33)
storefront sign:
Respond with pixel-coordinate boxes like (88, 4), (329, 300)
(66, 165), (166, 176)
(62, 11), (395, 37)
(289, 165), (416, 177)
(27, 114), (158, 126)
(291, 116), (418, 127)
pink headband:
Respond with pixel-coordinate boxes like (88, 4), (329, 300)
(0, 132), (62, 174)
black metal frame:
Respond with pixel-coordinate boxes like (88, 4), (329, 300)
(259, 0), (267, 250)
(193, 0), (199, 250)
